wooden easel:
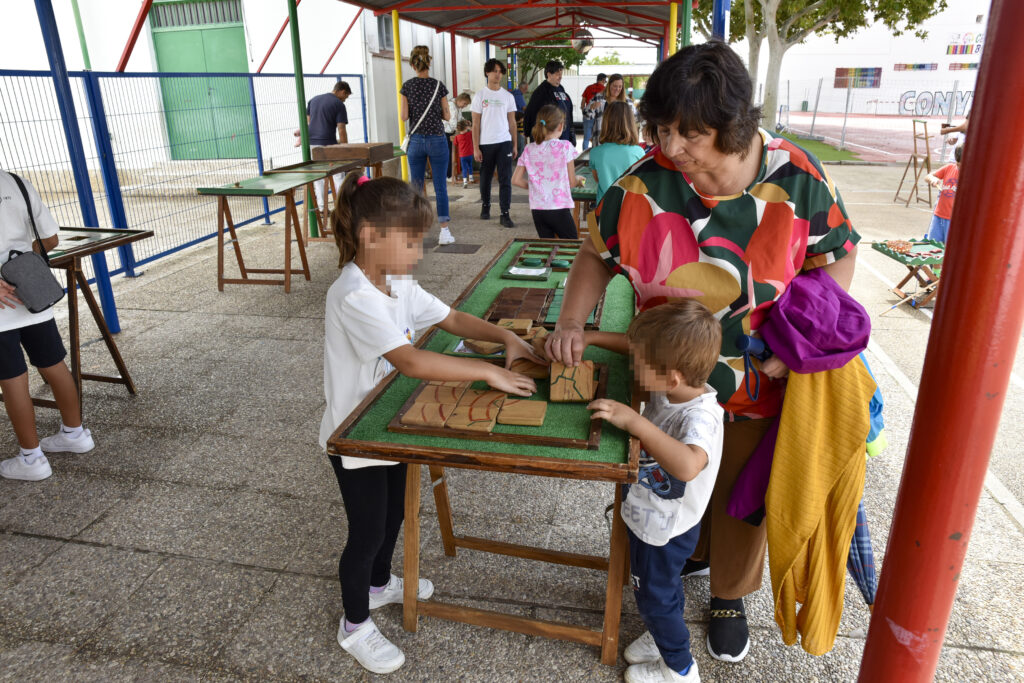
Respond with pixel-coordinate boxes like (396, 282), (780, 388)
(894, 120), (933, 208)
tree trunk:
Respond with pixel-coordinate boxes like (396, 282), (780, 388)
(744, 0), (761, 98)
(762, 32), (786, 130)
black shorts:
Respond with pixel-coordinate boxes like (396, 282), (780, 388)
(0, 319), (67, 381)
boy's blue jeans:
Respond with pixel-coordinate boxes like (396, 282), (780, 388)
(407, 134), (450, 223)
(627, 522), (701, 672)
(460, 155), (474, 179)
(926, 214), (950, 242)
(582, 117), (595, 150)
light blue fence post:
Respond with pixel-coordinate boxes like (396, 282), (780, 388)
(82, 71), (138, 277)
(247, 75), (271, 224)
(33, 0), (120, 333)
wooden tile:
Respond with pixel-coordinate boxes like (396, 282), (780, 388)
(420, 382), (469, 405)
(497, 318), (534, 335)
(400, 402), (454, 428)
(497, 399), (548, 426)
(549, 361), (597, 402)
(510, 358), (549, 379)
(463, 338), (504, 355)
(522, 326), (548, 342)
(447, 390), (505, 432)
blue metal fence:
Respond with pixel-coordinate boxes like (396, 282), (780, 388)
(0, 68), (367, 276)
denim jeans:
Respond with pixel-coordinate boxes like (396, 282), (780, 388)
(926, 214), (950, 242)
(407, 134), (450, 223)
(582, 117), (595, 150)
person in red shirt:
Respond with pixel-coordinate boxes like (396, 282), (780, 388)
(924, 143), (962, 242)
(580, 73), (607, 150)
(453, 119), (475, 188)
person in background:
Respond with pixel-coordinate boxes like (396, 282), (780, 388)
(523, 60), (575, 147)
(580, 73), (607, 151)
(589, 102), (646, 203)
(513, 79), (529, 113)
(454, 119), (475, 188)
(592, 74), (636, 144)
(472, 58), (518, 228)
(1, 171), (95, 481)
(304, 81), (351, 211)
(940, 111), (968, 163)
(924, 143), (963, 243)
(448, 92), (473, 184)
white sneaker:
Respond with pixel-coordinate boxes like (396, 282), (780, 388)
(438, 227), (455, 245)
(0, 454), (53, 481)
(624, 630), (662, 664)
(39, 428), (95, 454)
(462, 180), (468, 189)
(337, 617), (405, 674)
(625, 657), (699, 683)
(368, 573), (435, 610)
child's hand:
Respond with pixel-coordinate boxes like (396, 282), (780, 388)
(575, 175), (587, 188)
(504, 334), (547, 369)
(927, 176), (942, 188)
(587, 398), (639, 432)
(487, 366), (536, 397)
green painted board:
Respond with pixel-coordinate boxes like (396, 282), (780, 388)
(343, 239), (636, 464)
(572, 165), (597, 202)
(197, 172), (324, 196)
(264, 160), (360, 175)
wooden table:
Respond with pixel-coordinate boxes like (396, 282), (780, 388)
(264, 159), (362, 242)
(871, 239), (944, 310)
(571, 165), (598, 238)
(0, 227), (152, 413)
(197, 173), (322, 292)
(328, 238), (638, 665)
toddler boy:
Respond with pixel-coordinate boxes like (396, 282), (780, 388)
(454, 119), (474, 188)
(924, 143), (962, 243)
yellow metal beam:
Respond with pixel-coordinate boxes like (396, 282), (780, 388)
(392, 10), (409, 180)
(668, 3), (678, 56)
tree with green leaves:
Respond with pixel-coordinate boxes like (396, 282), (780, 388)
(587, 50), (626, 66)
(516, 32), (587, 87)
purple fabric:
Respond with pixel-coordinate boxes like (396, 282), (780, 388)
(759, 267), (871, 374)
(726, 417), (779, 523)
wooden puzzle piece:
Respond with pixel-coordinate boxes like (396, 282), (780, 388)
(463, 338), (504, 355)
(419, 382), (470, 405)
(549, 361), (597, 402)
(521, 326), (548, 342)
(510, 358), (549, 379)
(400, 402), (454, 427)
(497, 399), (548, 426)
(448, 390), (506, 432)
(497, 318), (534, 335)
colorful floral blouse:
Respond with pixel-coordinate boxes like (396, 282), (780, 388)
(594, 129), (860, 419)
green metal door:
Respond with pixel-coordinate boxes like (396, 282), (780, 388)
(151, 2), (254, 160)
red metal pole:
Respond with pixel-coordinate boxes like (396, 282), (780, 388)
(320, 8), (362, 74)
(257, 0), (302, 74)
(450, 31), (458, 95)
(115, 0), (154, 72)
(858, 0), (1024, 679)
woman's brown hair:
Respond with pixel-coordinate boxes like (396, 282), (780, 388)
(531, 104), (564, 143)
(331, 175), (434, 267)
(599, 101), (639, 146)
(409, 45), (431, 72)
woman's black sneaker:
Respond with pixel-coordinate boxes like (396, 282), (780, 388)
(681, 559), (710, 577)
(499, 213), (515, 228)
(706, 596), (750, 662)
(480, 205), (491, 220)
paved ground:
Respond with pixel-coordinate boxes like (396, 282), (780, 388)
(1, 166), (1022, 682)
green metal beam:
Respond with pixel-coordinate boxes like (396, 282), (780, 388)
(287, 0), (317, 236)
(70, 0), (92, 70)
(681, 0), (692, 47)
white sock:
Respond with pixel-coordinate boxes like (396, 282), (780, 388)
(61, 423), (84, 438)
(20, 446), (44, 462)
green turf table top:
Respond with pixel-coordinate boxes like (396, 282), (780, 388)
(339, 239), (636, 467)
(197, 172), (324, 196)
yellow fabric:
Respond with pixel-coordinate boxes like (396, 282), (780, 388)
(766, 356), (876, 655)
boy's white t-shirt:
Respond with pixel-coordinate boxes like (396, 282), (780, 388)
(319, 262), (450, 468)
(471, 86), (516, 146)
(621, 386), (724, 546)
(0, 171), (61, 333)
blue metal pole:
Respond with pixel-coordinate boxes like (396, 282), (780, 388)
(247, 75), (271, 224)
(358, 74), (368, 142)
(712, 0), (732, 40)
(485, 40), (490, 61)
(81, 72), (139, 277)
(33, 0), (121, 333)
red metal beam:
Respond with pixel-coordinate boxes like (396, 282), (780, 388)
(115, 0), (154, 72)
(503, 26), (574, 49)
(320, 7), (362, 74)
(257, 0), (301, 74)
(573, 0), (665, 26)
(373, 0), (432, 17)
(390, 1), (668, 12)
(858, 0), (1024, 679)
(595, 24), (661, 45)
(463, 22), (662, 31)
(474, 15), (566, 42)
(438, 0), (547, 33)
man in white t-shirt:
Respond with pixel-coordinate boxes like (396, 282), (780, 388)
(582, 301), (724, 682)
(0, 171), (95, 482)
(471, 59), (518, 228)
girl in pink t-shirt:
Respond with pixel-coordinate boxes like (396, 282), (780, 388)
(512, 104), (586, 239)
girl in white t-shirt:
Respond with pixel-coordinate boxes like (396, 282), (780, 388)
(320, 173), (539, 675)
(512, 104), (586, 240)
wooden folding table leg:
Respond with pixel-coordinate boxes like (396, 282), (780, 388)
(75, 269), (136, 395)
(403, 463), (422, 632)
(429, 466), (457, 557)
(288, 192), (312, 282)
(65, 263), (82, 411)
(283, 191), (293, 293)
(222, 198), (247, 281)
(573, 201), (582, 236)
(600, 483), (627, 666)
(217, 197), (225, 291)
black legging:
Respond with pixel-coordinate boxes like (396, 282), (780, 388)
(531, 208), (578, 239)
(479, 140), (513, 214)
(329, 456), (407, 624)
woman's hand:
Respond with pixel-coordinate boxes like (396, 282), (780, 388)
(0, 280), (21, 309)
(486, 366), (536, 397)
(760, 355), (790, 379)
(545, 321), (586, 367)
(504, 334), (547, 370)
(587, 398), (639, 432)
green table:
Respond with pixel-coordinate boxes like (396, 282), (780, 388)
(265, 160), (363, 243)
(197, 173), (322, 292)
(571, 165), (598, 236)
(871, 239), (945, 310)
(329, 238), (637, 665)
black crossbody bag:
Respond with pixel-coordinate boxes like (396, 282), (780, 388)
(1, 173), (65, 314)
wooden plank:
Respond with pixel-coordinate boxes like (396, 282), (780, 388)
(601, 483), (628, 665)
(403, 464), (421, 632)
(47, 228), (152, 268)
(416, 601), (603, 647)
(197, 172), (324, 196)
(455, 535), (609, 571)
(263, 159), (361, 175)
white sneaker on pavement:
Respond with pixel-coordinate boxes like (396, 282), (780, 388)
(0, 454), (53, 481)
(39, 428), (95, 454)
(337, 617), (405, 674)
(368, 573), (435, 610)
(625, 657), (699, 683)
(438, 227), (455, 245)
(624, 630), (662, 664)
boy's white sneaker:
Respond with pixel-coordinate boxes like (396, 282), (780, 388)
(624, 630), (662, 664)
(625, 657), (699, 683)
(438, 227), (455, 245)
(337, 618), (405, 674)
(462, 179), (468, 189)
(39, 428), (94, 454)
(0, 454), (53, 481)
(368, 573), (435, 610)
